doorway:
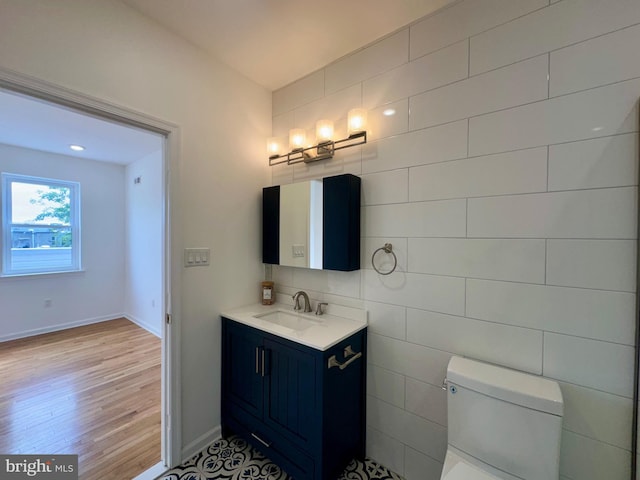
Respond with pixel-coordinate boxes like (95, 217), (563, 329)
(0, 68), (181, 475)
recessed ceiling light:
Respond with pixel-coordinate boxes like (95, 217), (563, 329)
(69, 144), (85, 151)
(383, 109), (396, 116)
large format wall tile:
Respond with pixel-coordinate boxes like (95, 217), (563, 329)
(410, 0), (547, 60)
(550, 23), (640, 97)
(326, 30), (408, 94)
(410, 55), (548, 131)
(362, 120), (468, 174)
(363, 270), (465, 316)
(408, 238), (545, 284)
(546, 239), (636, 292)
(406, 308), (543, 374)
(560, 381), (633, 450)
(364, 40), (468, 110)
(466, 279), (635, 345)
(543, 333), (635, 397)
(469, 78), (640, 156)
(409, 147), (547, 201)
(470, 0), (640, 75)
(467, 187), (637, 239)
(364, 199), (467, 238)
(548, 134), (638, 191)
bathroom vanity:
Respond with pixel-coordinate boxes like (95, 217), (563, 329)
(221, 304), (367, 480)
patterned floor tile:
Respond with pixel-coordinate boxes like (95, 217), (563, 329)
(157, 436), (402, 480)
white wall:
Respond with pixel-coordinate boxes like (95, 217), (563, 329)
(0, 143), (126, 340)
(125, 148), (163, 337)
(271, 1), (640, 479)
(0, 0), (271, 456)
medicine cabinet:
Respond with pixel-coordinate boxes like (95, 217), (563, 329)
(262, 173), (360, 271)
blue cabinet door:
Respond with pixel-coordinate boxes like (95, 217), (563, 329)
(222, 320), (264, 420)
(262, 337), (320, 452)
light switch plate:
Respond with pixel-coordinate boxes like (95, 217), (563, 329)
(184, 248), (210, 267)
(292, 244), (305, 258)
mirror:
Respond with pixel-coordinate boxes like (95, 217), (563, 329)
(262, 174), (360, 272)
(279, 180), (323, 269)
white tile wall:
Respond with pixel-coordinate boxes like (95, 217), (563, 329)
(467, 279), (635, 345)
(546, 239), (636, 292)
(363, 199), (466, 238)
(467, 187), (637, 239)
(325, 30), (408, 94)
(408, 238), (545, 284)
(470, 0), (640, 75)
(409, 55), (548, 131)
(543, 333), (635, 397)
(548, 133), (638, 191)
(363, 40), (468, 110)
(409, 0), (547, 61)
(469, 78), (640, 157)
(362, 120), (468, 174)
(560, 430), (631, 480)
(406, 308), (543, 374)
(272, 1), (640, 478)
(366, 427), (406, 476)
(409, 147), (548, 201)
(404, 447), (444, 480)
(405, 377), (448, 426)
(560, 381), (633, 450)
(550, 23), (640, 97)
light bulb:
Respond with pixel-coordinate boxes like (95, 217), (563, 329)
(266, 137), (282, 157)
(289, 128), (306, 150)
(315, 120), (334, 143)
(347, 108), (367, 135)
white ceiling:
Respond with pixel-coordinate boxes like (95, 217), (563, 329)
(1, 1), (455, 162)
(121, 0), (457, 91)
(0, 89), (163, 165)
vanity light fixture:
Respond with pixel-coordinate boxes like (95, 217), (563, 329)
(267, 108), (368, 166)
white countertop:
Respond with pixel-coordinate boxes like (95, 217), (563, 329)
(221, 303), (367, 351)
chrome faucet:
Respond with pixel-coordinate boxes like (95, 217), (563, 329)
(292, 291), (312, 313)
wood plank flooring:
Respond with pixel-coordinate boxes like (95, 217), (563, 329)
(0, 318), (161, 480)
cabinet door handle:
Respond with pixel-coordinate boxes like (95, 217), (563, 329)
(261, 348), (266, 377)
(255, 347), (260, 374)
(328, 351), (362, 370)
(251, 432), (272, 448)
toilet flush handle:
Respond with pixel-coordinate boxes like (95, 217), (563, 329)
(441, 378), (448, 390)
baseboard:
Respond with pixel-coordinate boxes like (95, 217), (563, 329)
(124, 313), (162, 338)
(0, 314), (124, 343)
(181, 425), (221, 463)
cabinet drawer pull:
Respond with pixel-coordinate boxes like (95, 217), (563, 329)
(328, 351), (362, 370)
(251, 432), (272, 448)
(255, 347), (260, 374)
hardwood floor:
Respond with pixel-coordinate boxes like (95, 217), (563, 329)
(0, 318), (161, 480)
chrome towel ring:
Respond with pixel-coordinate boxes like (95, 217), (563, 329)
(371, 243), (397, 275)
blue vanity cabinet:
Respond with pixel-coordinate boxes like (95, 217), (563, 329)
(221, 317), (367, 480)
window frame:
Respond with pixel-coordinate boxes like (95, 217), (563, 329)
(1, 172), (81, 276)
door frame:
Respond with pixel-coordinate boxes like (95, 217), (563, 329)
(0, 66), (183, 468)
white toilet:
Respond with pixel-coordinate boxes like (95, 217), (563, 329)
(440, 356), (564, 480)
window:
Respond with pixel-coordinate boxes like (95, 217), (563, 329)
(2, 173), (81, 276)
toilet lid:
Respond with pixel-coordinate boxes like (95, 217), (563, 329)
(442, 461), (502, 480)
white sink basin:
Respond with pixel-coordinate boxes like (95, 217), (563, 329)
(254, 310), (317, 331)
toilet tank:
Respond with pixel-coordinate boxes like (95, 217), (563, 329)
(446, 356), (563, 480)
